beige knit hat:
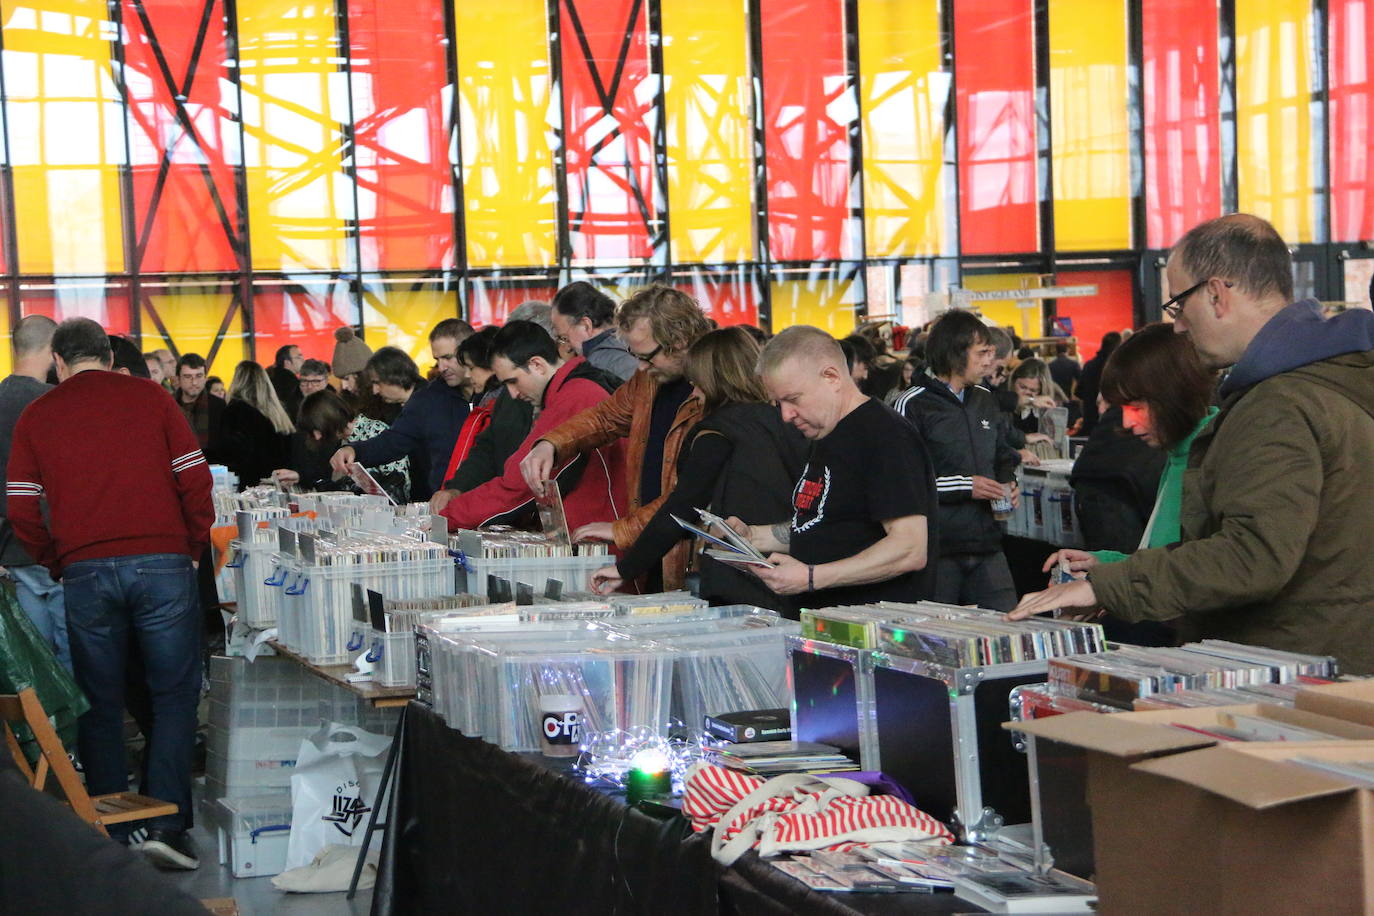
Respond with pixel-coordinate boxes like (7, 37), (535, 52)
(331, 326), (373, 378)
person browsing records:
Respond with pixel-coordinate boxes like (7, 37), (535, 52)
(589, 327), (808, 615)
(519, 286), (711, 591)
(1011, 214), (1374, 675)
(724, 326), (938, 606)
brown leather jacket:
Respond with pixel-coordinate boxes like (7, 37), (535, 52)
(540, 369), (703, 589)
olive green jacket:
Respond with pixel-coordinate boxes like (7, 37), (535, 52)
(1090, 351), (1374, 674)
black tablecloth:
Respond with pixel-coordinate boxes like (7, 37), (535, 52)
(373, 702), (981, 915)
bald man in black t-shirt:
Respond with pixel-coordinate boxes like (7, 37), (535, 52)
(725, 326), (938, 606)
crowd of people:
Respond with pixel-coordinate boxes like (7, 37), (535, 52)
(4, 212), (1374, 870)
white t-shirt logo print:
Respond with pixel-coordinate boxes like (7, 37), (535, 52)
(792, 465), (831, 533)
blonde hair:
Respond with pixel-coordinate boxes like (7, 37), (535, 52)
(615, 285), (712, 355)
(686, 327), (767, 413)
(229, 360), (296, 435)
(1009, 358), (1068, 403)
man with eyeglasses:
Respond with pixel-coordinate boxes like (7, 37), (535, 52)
(1012, 213), (1374, 675)
(520, 285), (711, 590)
(438, 321), (623, 533)
(297, 359), (331, 400)
(550, 281), (639, 381)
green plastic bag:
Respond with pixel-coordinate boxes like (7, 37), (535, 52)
(0, 578), (89, 765)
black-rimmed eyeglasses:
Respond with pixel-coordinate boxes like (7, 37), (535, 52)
(1161, 280), (1205, 319)
(631, 344), (662, 363)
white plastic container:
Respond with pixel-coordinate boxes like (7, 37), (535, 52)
(215, 794), (293, 877)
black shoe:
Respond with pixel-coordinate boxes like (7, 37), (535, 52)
(135, 827), (200, 870)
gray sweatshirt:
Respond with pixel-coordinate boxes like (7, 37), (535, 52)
(0, 374), (52, 565)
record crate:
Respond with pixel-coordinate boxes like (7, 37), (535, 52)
(213, 794), (293, 878)
(457, 552), (611, 601)
(272, 553), (452, 665)
(226, 539), (282, 629)
(785, 635), (880, 769)
(869, 652), (1051, 841)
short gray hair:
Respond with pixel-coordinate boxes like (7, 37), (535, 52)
(507, 300), (554, 336)
(984, 325), (1013, 360)
(757, 325), (845, 377)
(1172, 213), (1293, 303)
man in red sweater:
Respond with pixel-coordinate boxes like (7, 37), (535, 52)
(440, 321), (626, 533)
(6, 318), (213, 869)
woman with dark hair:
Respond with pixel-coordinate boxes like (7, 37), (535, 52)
(589, 326), (808, 615)
(1043, 323), (1218, 641)
(271, 389), (410, 503)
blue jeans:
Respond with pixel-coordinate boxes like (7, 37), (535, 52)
(63, 554), (201, 834)
(10, 564), (70, 673)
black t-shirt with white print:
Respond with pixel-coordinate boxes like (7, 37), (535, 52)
(789, 398), (938, 608)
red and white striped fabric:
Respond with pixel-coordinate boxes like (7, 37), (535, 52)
(683, 763), (953, 865)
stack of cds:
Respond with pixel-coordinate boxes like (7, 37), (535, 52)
(1046, 642), (1339, 710)
(799, 602), (1106, 667)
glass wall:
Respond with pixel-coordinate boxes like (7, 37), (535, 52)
(0, 0), (1368, 378)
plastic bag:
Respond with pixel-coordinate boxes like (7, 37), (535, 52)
(0, 578), (88, 764)
(284, 721), (390, 870)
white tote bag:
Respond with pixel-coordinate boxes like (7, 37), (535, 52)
(284, 722), (392, 870)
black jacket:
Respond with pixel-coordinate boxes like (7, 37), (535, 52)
(895, 372), (1019, 555)
(351, 377), (470, 498)
(219, 399), (291, 488)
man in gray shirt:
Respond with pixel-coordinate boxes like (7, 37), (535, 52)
(550, 282), (640, 382)
(0, 315), (66, 670)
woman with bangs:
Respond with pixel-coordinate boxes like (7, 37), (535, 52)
(590, 326), (809, 616)
(1043, 323), (1218, 641)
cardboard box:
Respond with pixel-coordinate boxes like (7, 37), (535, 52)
(1010, 704), (1374, 895)
(1296, 679), (1374, 725)
(1098, 743), (1374, 915)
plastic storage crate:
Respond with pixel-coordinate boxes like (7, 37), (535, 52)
(273, 554), (453, 665)
(1009, 461), (1082, 547)
(228, 540), (283, 628)
(367, 629), (414, 688)
(458, 553), (611, 600)
(214, 794), (293, 877)
(660, 624), (799, 730)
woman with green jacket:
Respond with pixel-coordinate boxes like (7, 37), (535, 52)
(1042, 323), (1217, 641)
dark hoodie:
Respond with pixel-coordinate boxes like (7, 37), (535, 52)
(1219, 299), (1374, 397)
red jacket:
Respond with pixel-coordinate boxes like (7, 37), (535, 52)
(442, 394), (496, 483)
(6, 369), (215, 577)
(441, 357), (626, 532)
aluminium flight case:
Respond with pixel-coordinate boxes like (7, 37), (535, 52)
(870, 652), (1048, 841)
(785, 635), (879, 768)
